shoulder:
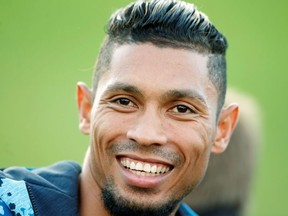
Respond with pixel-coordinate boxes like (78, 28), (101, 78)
(1, 161), (81, 181)
(0, 177), (34, 216)
(1, 161), (81, 189)
(0, 161), (82, 216)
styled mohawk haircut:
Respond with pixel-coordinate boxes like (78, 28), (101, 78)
(108, 0), (227, 54)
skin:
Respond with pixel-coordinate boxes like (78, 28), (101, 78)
(77, 43), (239, 216)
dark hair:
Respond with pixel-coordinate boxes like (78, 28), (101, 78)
(93, 0), (228, 114)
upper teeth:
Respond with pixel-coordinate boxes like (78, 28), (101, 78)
(120, 158), (171, 174)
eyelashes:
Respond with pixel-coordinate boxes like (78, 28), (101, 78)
(170, 105), (196, 114)
(111, 97), (137, 108)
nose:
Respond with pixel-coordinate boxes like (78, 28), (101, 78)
(126, 108), (168, 146)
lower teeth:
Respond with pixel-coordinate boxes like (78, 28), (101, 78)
(129, 169), (161, 176)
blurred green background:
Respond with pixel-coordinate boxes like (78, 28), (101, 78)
(0, 0), (287, 215)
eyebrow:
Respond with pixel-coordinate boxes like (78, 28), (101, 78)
(104, 82), (144, 98)
(161, 89), (208, 107)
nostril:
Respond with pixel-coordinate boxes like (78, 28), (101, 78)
(127, 129), (167, 146)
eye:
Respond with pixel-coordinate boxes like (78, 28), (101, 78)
(112, 97), (137, 108)
(171, 105), (195, 114)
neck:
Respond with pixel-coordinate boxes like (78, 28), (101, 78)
(79, 152), (110, 216)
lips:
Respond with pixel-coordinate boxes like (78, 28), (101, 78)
(120, 157), (172, 177)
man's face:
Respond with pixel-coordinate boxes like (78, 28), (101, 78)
(86, 43), (220, 213)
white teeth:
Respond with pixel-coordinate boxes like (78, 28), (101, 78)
(161, 167), (166, 173)
(143, 164), (151, 172)
(130, 162), (136, 169)
(135, 162), (143, 171)
(151, 165), (157, 173)
(126, 160), (130, 168)
(120, 158), (171, 175)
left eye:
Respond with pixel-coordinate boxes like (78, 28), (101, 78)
(171, 105), (195, 114)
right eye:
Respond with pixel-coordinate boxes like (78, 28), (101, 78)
(111, 97), (137, 108)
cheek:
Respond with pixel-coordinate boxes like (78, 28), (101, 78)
(88, 111), (126, 184)
(171, 120), (213, 157)
(188, 122), (213, 166)
(91, 110), (128, 145)
(168, 120), (213, 184)
(182, 128), (211, 174)
(89, 110), (134, 166)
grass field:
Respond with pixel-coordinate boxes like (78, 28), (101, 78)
(1, 1), (287, 215)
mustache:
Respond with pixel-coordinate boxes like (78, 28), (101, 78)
(108, 140), (182, 166)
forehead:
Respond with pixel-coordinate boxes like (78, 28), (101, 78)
(96, 43), (217, 106)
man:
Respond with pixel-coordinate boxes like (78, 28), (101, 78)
(0, 0), (239, 215)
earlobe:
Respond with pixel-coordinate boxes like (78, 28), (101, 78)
(77, 82), (93, 135)
(212, 104), (239, 154)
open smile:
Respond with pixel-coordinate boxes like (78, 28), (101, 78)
(117, 156), (174, 188)
(120, 157), (172, 176)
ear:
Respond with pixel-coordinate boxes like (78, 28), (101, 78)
(212, 104), (239, 154)
(77, 82), (92, 135)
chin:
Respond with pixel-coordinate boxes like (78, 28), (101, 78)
(101, 178), (183, 216)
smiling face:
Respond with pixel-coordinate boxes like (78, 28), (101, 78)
(78, 43), (235, 215)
